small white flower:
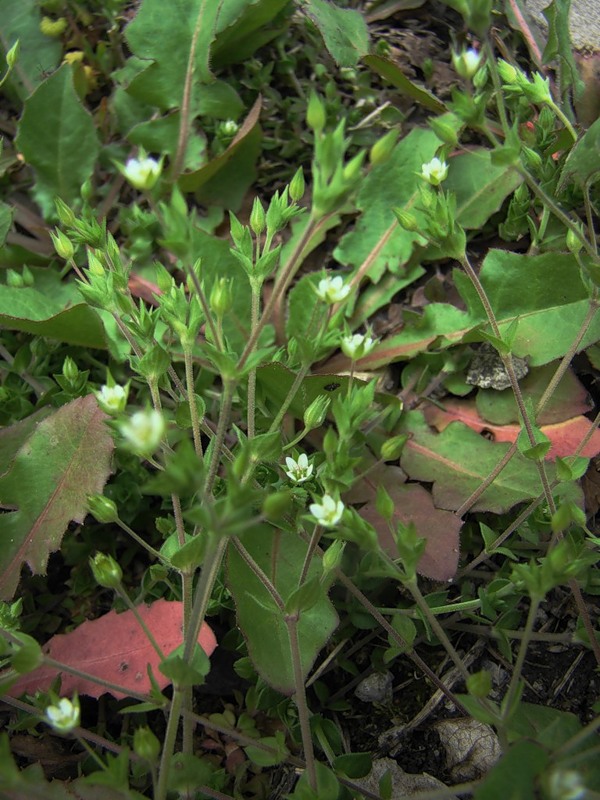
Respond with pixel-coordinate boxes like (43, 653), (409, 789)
(285, 453), (313, 484)
(96, 384), (128, 415)
(45, 696), (80, 733)
(420, 157), (449, 186)
(452, 48), (482, 79)
(122, 155), (162, 191)
(341, 332), (377, 360)
(315, 275), (351, 305)
(309, 494), (344, 527)
(120, 409), (165, 455)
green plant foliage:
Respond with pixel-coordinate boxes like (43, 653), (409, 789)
(227, 526), (339, 694)
(0, 396), (113, 600)
(298, 0), (370, 67)
(15, 66), (99, 215)
(0, 0), (62, 101)
(0, 267), (106, 348)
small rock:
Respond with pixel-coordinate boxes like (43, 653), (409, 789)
(355, 670), (394, 704)
(354, 757), (459, 799)
(466, 342), (528, 391)
(433, 718), (502, 781)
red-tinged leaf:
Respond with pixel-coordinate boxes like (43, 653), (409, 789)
(7, 599), (217, 700)
(0, 396), (114, 600)
(398, 410), (557, 514)
(426, 399), (600, 461)
(128, 272), (161, 305)
(359, 480), (460, 581)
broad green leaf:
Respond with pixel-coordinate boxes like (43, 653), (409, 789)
(0, 0), (61, 102)
(15, 65), (99, 214)
(0, 408), (52, 478)
(298, 0), (369, 66)
(257, 362), (352, 421)
(363, 54), (446, 113)
(227, 526), (338, 693)
(558, 116), (600, 189)
(446, 149), (523, 229)
(124, 0), (221, 110)
(398, 410), (575, 513)
(0, 266), (107, 348)
(328, 250), (600, 371)
(455, 251), (600, 365)
(212, 0), (292, 66)
(0, 396), (114, 600)
(334, 127), (441, 280)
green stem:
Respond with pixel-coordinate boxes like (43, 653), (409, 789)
(237, 213), (326, 370)
(247, 280), (261, 439)
(547, 99), (577, 142)
(285, 615), (317, 791)
(205, 379), (235, 495)
(116, 519), (168, 564)
(268, 362), (311, 434)
(115, 588), (166, 662)
(155, 687), (184, 800)
(184, 262), (222, 352)
(184, 347), (203, 458)
(500, 595), (541, 734)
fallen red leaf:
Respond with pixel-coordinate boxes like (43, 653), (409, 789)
(358, 475), (461, 581)
(7, 599), (217, 700)
(426, 399), (600, 461)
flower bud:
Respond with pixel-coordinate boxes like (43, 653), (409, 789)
(55, 198), (76, 227)
(393, 208), (419, 232)
(87, 494), (119, 524)
(380, 434), (408, 461)
(89, 552), (123, 589)
(303, 394), (330, 431)
(497, 59), (519, 85)
(289, 168), (305, 202)
(6, 270), (24, 288)
(209, 277), (233, 318)
(322, 540), (345, 573)
(249, 197), (265, 236)
(566, 226), (584, 255)
(50, 230), (74, 261)
(263, 490), (293, 521)
(429, 115), (460, 146)
(87, 249), (105, 276)
(307, 91), (326, 132)
(134, 726), (161, 762)
(369, 130), (399, 166)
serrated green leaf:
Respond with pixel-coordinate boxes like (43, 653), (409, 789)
(0, 396), (114, 600)
(15, 65), (99, 213)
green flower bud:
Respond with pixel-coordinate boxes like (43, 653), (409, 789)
(303, 394), (330, 431)
(497, 59), (520, 85)
(6, 269), (24, 288)
(289, 168), (305, 202)
(263, 490), (293, 521)
(21, 266), (34, 287)
(87, 249), (105, 276)
(134, 726), (161, 762)
(322, 540), (345, 573)
(566, 226), (584, 255)
(380, 434), (408, 461)
(209, 277), (233, 318)
(370, 130), (399, 166)
(429, 115), (460, 146)
(249, 197), (265, 236)
(87, 494), (119, 524)
(50, 230), (74, 261)
(62, 356), (79, 383)
(307, 91), (326, 132)
(393, 208), (419, 232)
(55, 198), (76, 227)
(89, 552), (123, 589)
